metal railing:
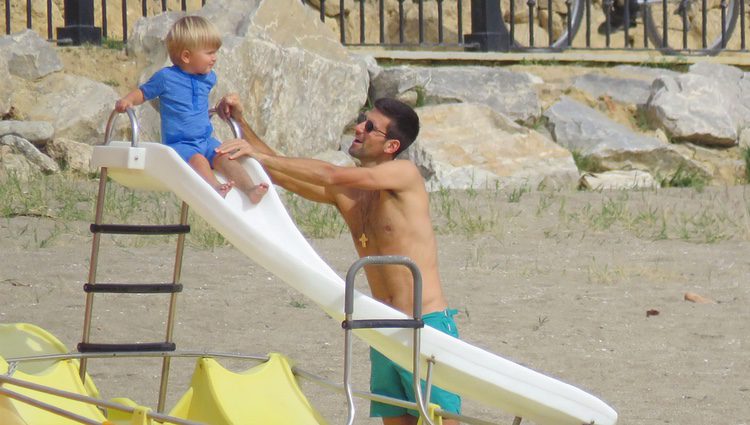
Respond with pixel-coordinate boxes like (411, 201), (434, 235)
(2, 0), (747, 53)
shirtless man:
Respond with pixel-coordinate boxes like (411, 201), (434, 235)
(216, 94), (461, 425)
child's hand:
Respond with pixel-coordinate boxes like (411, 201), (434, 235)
(115, 99), (132, 113)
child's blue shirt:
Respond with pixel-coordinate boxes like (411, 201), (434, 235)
(139, 65), (216, 146)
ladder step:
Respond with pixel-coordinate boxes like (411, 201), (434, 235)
(90, 224), (190, 235)
(83, 283), (183, 294)
(78, 342), (176, 353)
(342, 319), (424, 330)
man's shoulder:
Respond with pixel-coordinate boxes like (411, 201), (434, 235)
(378, 158), (421, 178)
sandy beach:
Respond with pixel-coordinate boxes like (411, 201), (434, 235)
(2, 184), (749, 424)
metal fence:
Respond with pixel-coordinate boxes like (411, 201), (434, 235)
(2, 0), (747, 53)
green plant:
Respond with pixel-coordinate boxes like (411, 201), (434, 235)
(571, 151), (605, 173)
(586, 257), (623, 284)
(289, 297), (307, 309)
(507, 185), (529, 203)
(660, 164), (706, 190)
(633, 108), (652, 132)
(414, 86), (427, 107)
(532, 316), (549, 331)
(637, 56), (689, 71)
(101, 38), (125, 50)
(743, 147), (750, 184)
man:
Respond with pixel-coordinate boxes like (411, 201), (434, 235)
(216, 94), (461, 425)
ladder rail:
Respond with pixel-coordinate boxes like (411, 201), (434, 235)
(79, 168), (108, 382)
(158, 201), (190, 412)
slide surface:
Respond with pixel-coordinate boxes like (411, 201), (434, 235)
(92, 141), (617, 425)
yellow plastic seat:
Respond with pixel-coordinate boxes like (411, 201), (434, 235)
(0, 393), (30, 425)
(0, 323), (107, 424)
(169, 353), (328, 425)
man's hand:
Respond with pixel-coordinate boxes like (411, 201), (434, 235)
(217, 93), (244, 121)
(216, 138), (261, 161)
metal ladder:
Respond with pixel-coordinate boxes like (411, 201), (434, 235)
(77, 109), (190, 412)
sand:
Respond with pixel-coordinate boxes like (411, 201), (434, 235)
(1, 185), (749, 424)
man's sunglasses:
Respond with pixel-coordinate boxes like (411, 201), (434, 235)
(357, 113), (389, 138)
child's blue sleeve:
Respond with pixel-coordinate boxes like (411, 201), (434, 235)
(139, 69), (165, 101)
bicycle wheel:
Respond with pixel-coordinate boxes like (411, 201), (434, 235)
(504, 0), (586, 49)
(643, 0), (739, 53)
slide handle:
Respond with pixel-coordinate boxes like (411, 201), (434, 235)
(103, 108), (139, 147)
(102, 107), (242, 147)
(209, 107), (243, 139)
(342, 255), (436, 425)
(344, 255), (423, 320)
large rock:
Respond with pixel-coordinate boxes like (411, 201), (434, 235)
(46, 137), (96, 175)
(0, 30), (62, 80)
(409, 103), (579, 191)
(0, 145), (39, 181)
(579, 170), (658, 190)
(127, 0), (369, 157)
(12, 74), (120, 145)
(572, 73), (652, 105)
(0, 134), (59, 177)
(371, 66), (542, 124)
(688, 62), (750, 131)
(645, 73), (738, 147)
(670, 142), (745, 185)
(0, 121), (55, 146)
(613, 65), (680, 81)
(544, 96), (708, 180)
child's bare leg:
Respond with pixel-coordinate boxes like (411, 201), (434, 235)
(213, 154), (267, 204)
(189, 154), (233, 198)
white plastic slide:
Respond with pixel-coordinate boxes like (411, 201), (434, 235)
(92, 141), (618, 425)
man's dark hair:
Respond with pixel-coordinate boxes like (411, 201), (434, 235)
(374, 98), (420, 157)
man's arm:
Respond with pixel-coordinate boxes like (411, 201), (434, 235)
(255, 152), (418, 193)
(215, 94), (336, 204)
(216, 93), (276, 156)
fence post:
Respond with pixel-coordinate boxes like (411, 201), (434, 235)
(56, 0), (102, 45)
(465, 0), (511, 51)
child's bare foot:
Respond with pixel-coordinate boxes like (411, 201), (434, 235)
(214, 181), (234, 198)
(248, 183), (269, 204)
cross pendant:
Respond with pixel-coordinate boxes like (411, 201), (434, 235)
(359, 233), (368, 248)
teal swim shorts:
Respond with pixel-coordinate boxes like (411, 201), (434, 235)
(369, 308), (462, 418)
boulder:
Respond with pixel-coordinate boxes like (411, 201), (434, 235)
(544, 96), (708, 180)
(572, 73), (652, 105)
(409, 103), (579, 191)
(0, 134), (59, 177)
(645, 73), (738, 147)
(0, 121), (55, 146)
(371, 65), (542, 124)
(670, 143), (745, 186)
(0, 30), (62, 80)
(14, 74), (120, 145)
(46, 138), (96, 175)
(0, 145), (39, 181)
(579, 170), (658, 190)
(688, 62), (750, 131)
